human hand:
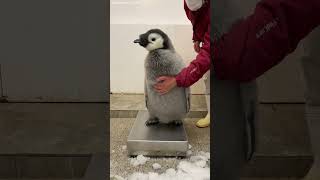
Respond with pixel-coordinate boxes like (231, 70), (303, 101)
(153, 76), (177, 95)
(194, 41), (201, 53)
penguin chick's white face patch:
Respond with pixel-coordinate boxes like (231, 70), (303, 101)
(146, 33), (164, 51)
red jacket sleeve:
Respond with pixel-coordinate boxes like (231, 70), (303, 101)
(213, 0), (320, 81)
(184, 1), (200, 42)
(184, 0), (210, 42)
(176, 26), (211, 87)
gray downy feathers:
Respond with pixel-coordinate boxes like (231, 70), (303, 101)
(134, 29), (190, 125)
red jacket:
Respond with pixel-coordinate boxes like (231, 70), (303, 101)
(213, 0), (320, 81)
(177, 0), (320, 86)
(175, 0), (211, 87)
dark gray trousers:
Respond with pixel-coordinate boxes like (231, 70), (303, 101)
(211, 0), (259, 179)
(211, 72), (257, 180)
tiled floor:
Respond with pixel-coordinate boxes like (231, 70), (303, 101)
(110, 94), (207, 111)
(110, 94), (208, 118)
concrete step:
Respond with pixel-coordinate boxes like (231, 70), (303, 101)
(242, 104), (313, 178)
(0, 154), (107, 180)
(110, 94), (208, 118)
(0, 103), (108, 179)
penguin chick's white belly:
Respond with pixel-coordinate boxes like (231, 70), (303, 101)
(147, 86), (187, 124)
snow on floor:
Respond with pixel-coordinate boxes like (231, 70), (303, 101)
(152, 163), (162, 170)
(111, 175), (126, 180)
(111, 151), (210, 180)
(130, 155), (150, 167)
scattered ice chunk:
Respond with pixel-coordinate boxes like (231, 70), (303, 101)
(188, 144), (192, 149)
(152, 163), (161, 170)
(130, 155), (150, 167)
(190, 155), (204, 162)
(205, 152), (210, 159)
(195, 160), (207, 168)
(199, 151), (210, 160)
(190, 151), (210, 163)
(122, 145), (127, 150)
(112, 150), (115, 153)
(186, 150), (193, 156)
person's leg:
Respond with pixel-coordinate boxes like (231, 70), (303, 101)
(196, 71), (211, 127)
(240, 80), (258, 161)
(212, 71), (246, 180)
(301, 28), (320, 180)
(211, 0), (259, 178)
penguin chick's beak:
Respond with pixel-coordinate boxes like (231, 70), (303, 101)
(134, 39), (140, 43)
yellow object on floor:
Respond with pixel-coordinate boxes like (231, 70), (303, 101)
(196, 114), (210, 128)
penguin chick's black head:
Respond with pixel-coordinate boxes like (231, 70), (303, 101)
(133, 29), (174, 51)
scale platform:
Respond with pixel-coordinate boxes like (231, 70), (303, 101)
(127, 110), (188, 157)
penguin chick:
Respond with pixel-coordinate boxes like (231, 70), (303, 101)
(134, 29), (190, 126)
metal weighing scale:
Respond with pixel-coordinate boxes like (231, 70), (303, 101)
(127, 110), (188, 157)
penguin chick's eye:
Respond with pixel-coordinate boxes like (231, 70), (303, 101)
(151, 38), (156, 41)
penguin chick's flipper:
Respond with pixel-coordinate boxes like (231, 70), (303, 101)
(169, 120), (183, 126)
(145, 117), (160, 126)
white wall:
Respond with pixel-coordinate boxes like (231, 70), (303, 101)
(110, 0), (190, 25)
(110, 0), (206, 94)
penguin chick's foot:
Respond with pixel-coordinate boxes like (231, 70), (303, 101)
(169, 120), (183, 126)
(145, 117), (159, 126)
